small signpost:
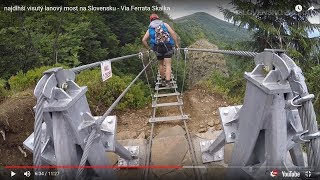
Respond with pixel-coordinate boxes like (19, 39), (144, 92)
(101, 61), (112, 81)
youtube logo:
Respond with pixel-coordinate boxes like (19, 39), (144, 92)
(270, 169), (279, 177)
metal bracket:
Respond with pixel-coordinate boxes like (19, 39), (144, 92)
(253, 51), (290, 80)
(219, 105), (242, 143)
(118, 146), (140, 166)
(100, 116), (117, 152)
(23, 123), (57, 165)
(78, 113), (117, 151)
(24, 115), (118, 165)
(200, 140), (224, 163)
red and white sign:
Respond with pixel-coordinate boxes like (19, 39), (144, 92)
(101, 61), (112, 81)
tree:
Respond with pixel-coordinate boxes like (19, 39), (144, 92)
(0, 12), (39, 79)
(0, 9), (121, 78)
(220, 0), (320, 64)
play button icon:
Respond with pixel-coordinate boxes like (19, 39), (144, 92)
(11, 171), (16, 177)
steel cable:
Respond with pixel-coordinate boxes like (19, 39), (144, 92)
(140, 52), (154, 101)
(33, 95), (46, 180)
(71, 53), (142, 74)
(147, 51), (156, 87)
(175, 48), (179, 83)
(300, 100), (320, 170)
(180, 48), (188, 96)
(181, 48), (258, 57)
(76, 129), (97, 178)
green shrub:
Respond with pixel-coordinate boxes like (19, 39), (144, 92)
(208, 70), (246, 104)
(8, 70), (29, 92)
(0, 79), (8, 101)
(76, 69), (150, 114)
(6, 64), (150, 113)
(8, 64), (68, 92)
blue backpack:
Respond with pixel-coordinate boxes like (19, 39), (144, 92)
(149, 23), (174, 47)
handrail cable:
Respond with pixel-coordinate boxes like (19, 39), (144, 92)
(71, 53), (141, 73)
(178, 48), (258, 57)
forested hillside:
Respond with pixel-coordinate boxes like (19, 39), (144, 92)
(175, 12), (252, 47)
(0, 0), (189, 80)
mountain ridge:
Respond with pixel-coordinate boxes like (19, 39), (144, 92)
(174, 12), (251, 47)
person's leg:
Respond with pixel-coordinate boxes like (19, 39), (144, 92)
(163, 44), (174, 86)
(164, 58), (172, 81)
(158, 59), (165, 79)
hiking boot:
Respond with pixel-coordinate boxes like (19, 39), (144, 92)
(165, 79), (173, 87)
(160, 78), (166, 87)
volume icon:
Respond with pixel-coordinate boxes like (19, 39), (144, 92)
(24, 171), (31, 177)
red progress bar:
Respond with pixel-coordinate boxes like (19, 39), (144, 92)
(5, 166), (182, 169)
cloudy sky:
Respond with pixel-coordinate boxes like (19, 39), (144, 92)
(157, 0), (230, 20)
(157, 0), (320, 24)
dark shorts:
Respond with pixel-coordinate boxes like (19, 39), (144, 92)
(153, 43), (174, 60)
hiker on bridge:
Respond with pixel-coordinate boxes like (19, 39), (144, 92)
(142, 13), (179, 87)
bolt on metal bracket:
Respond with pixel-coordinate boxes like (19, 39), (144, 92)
(286, 94), (314, 109)
(292, 130), (320, 143)
(117, 146), (140, 167)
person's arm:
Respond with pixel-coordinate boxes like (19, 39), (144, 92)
(142, 30), (150, 50)
(164, 23), (179, 48)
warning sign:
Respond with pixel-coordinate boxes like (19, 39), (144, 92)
(101, 61), (112, 81)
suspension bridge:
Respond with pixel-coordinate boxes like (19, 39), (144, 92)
(18, 47), (320, 179)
